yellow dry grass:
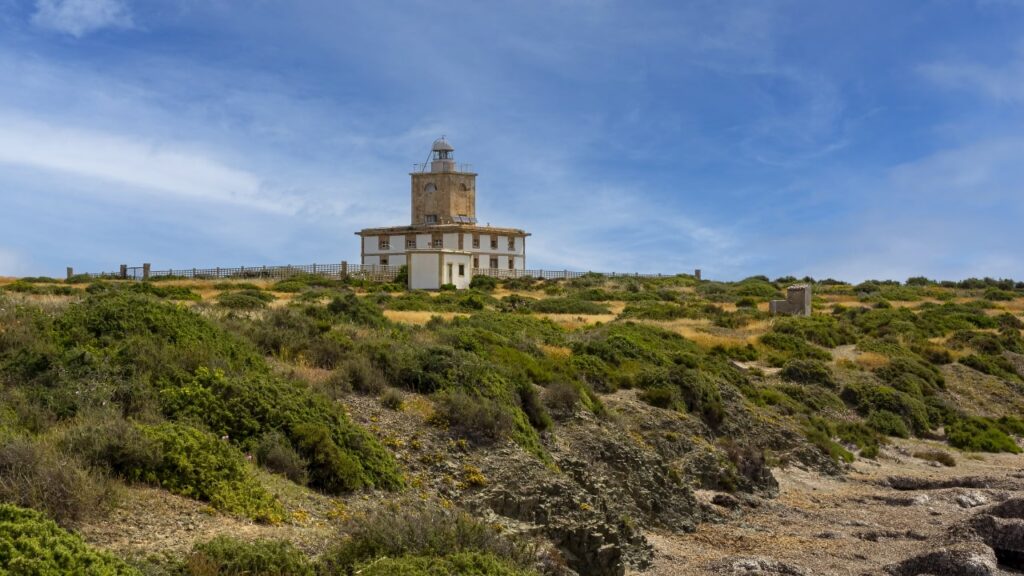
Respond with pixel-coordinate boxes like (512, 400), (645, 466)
(536, 313), (617, 330)
(383, 310), (469, 325)
(854, 351), (890, 370)
(540, 344), (572, 359)
(639, 318), (761, 349)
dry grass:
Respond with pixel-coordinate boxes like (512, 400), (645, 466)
(383, 310), (469, 325)
(854, 351), (890, 370)
(535, 313), (616, 330)
(539, 344), (572, 359)
(640, 318), (760, 349)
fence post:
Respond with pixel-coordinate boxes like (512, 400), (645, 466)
(695, 269), (702, 281)
(142, 263), (151, 280)
(119, 264), (127, 279)
(66, 267), (74, 280)
(341, 261), (348, 280)
(563, 269), (568, 279)
(312, 263), (317, 274)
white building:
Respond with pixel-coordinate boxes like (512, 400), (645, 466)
(356, 138), (530, 290)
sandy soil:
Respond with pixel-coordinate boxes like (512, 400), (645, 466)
(631, 438), (1024, 575)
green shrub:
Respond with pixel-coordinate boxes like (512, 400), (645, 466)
(840, 382), (932, 436)
(469, 275), (499, 292)
(779, 359), (836, 388)
(947, 417), (1022, 453)
(2, 281), (76, 296)
(867, 410), (910, 438)
(217, 289), (275, 310)
(997, 415), (1024, 436)
(327, 293), (387, 327)
(0, 503), (140, 575)
(759, 332), (831, 366)
(318, 501), (534, 575)
(254, 431), (309, 485)
(772, 315), (856, 348)
(638, 386), (679, 409)
(432, 391), (515, 442)
(75, 421), (284, 522)
(343, 356), (388, 395)
(183, 536), (313, 576)
(834, 421), (882, 458)
(160, 368), (402, 493)
(803, 417), (854, 463)
(618, 301), (694, 320)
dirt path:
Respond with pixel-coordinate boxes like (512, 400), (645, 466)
(631, 438), (1024, 575)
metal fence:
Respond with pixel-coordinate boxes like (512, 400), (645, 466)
(471, 268), (673, 280)
(75, 262), (404, 283)
(73, 262), (692, 283)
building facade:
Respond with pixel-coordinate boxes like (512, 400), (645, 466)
(356, 138), (530, 290)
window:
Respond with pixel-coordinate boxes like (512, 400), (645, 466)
(458, 264), (465, 277)
(425, 183), (437, 193)
(508, 259), (514, 270)
(425, 214), (438, 224)
(378, 238), (390, 250)
(406, 239), (416, 249)
(490, 238), (498, 249)
(473, 257), (479, 268)
(380, 256), (389, 266)
(507, 238), (515, 251)
(432, 240), (443, 248)
(472, 236), (480, 249)
(489, 257), (498, 269)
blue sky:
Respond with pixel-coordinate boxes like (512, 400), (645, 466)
(0, 0), (1022, 281)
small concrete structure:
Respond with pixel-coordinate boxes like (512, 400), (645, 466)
(408, 250), (473, 290)
(770, 284), (812, 316)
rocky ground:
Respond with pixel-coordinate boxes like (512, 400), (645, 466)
(633, 437), (1024, 576)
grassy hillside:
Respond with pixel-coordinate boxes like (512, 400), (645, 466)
(0, 272), (1022, 574)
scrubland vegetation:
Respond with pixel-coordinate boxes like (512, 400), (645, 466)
(0, 271), (1022, 574)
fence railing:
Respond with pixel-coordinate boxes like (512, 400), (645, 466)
(73, 262), (404, 283)
(471, 268), (673, 280)
(71, 262), (697, 284)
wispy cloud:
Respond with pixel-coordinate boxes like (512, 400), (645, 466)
(920, 51), (1024, 103)
(0, 113), (297, 214)
(32, 0), (133, 37)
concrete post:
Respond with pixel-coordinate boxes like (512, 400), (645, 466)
(341, 261), (348, 280)
(142, 263), (151, 280)
(66, 267), (74, 280)
(119, 264), (127, 279)
(695, 268), (702, 281)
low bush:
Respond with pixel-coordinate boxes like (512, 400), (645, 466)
(0, 503), (140, 575)
(432, 391), (515, 442)
(779, 359), (836, 388)
(71, 420), (284, 522)
(183, 536), (314, 576)
(318, 500), (534, 575)
(469, 275), (500, 292)
(840, 382), (932, 436)
(380, 388), (404, 410)
(542, 381), (581, 418)
(866, 410), (910, 438)
(638, 386), (679, 409)
(803, 417), (854, 463)
(947, 417), (1022, 453)
(0, 437), (115, 525)
(254, 430), (309, 485)
(350, 552), (537, 576)
(772, 315), (856, 348)
(217, 289), (275, 310)
(913, 450), (956, 467)
(760, 332), (831, 366)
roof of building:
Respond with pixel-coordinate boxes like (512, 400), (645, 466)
(432, 138), (454, 152)
(356, 223), (530, 236)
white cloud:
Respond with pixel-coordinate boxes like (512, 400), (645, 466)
(920, 54), (1024, 103)
(0, 247), (26, 277)
(32, 0), (133, 37)
(0, 113), (299, 214)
